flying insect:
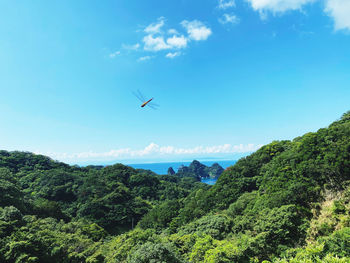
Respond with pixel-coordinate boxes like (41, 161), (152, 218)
(133, 90), (159, 109)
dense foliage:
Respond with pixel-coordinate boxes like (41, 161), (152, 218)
(0, 111), (349, 262)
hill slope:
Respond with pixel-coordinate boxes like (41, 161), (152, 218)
(0, 111), (349, 262)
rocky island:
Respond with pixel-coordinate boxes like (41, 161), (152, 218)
(168, 160), (224, 181)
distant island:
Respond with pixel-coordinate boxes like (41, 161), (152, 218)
(167, 160), (224, 180)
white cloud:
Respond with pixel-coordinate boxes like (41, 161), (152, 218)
(143, 35), (171, 51)
(219, 13), (240, 25)
(166, 35), (188, 49)
(244, 0), (350, 32)
(168, 29), (179, 35)
(138, 56), (153, 62)
(119, 17), (213, 60)
(325, 0), (350, 31)
(218, 0), (235, 9)
(109, 51), (121, 58)
(39, 143), (263, 162)
(144, 17), (165, 34)
(245, 0), (315, 13)
(143, 19), (189, 52)
(181, 20), (212, 41)
(122, 43), (140, 50)
(166, 52), (182, 58)
(143, 32), (188, 52)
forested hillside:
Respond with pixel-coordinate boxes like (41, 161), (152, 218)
(1, 111), (350, 262)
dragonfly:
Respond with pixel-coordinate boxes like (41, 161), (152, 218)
(133, 90), (159, 109)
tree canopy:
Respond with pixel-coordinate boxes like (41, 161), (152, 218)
(1, 111), (350, 262)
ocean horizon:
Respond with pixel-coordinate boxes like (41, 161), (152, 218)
(128, 160), (237, 185)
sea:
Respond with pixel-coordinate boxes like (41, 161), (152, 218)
(128, 160), (236, 185)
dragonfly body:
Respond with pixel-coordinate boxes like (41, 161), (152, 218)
(133, 90), (159, 110)
(141, 98), (153, 107)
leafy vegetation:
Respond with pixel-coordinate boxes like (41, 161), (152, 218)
(0, 111), (350, 262)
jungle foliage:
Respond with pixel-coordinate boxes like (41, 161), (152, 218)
(0, 111), (350, 262)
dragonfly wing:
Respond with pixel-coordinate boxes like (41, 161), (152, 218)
(132, 90), (144, 103)
(147, 101), (159, 110)
(149, 102), (159, 107)
(147, 104), (158, 110)
(137, 89), (146, 102)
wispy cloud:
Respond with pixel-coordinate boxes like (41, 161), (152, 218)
(325, 0), (350, 31)
(168, 29), (179, 35)
(166, 52), (182, 59)
(144, 17), (165, 34)
(181, 20), (212, 41)
(218, 13), (240, 25)
(143, 35), (171, 51)
(142, 34), (188, 52)
(109, 51), (121, 58)
(244, 0), (350, 32)
(109, 17), (212, 62)
(37, 143), (263, 162)
(218, 0), (235, 10)
(138, 55), (153, 62)
(122, 43), (140, 50)
(166, 35), (188, 49)
(133, 17), (211, 59)
(245, 0), (315, 14)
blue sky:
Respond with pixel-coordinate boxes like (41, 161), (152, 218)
(0, 0), (349, 164)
